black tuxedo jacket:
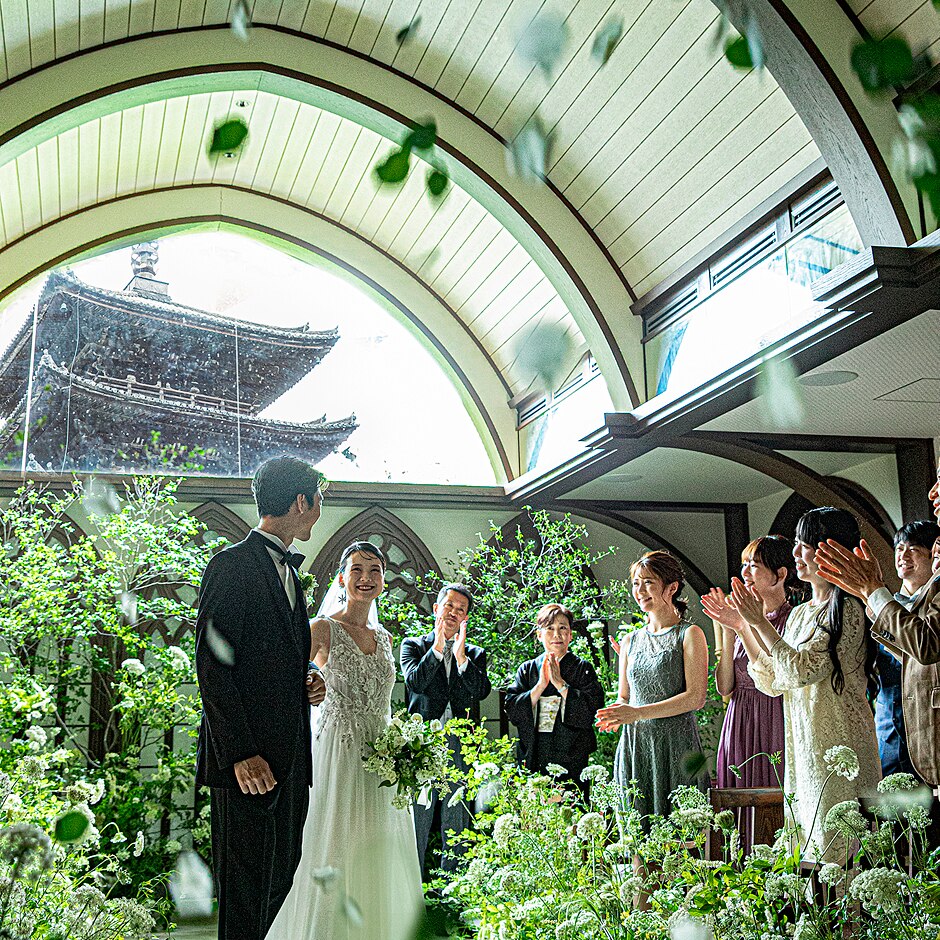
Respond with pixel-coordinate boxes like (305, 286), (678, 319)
(504, 651), (605, 773)
(400, 632), (491, 722)
(195, 531), (313, 790)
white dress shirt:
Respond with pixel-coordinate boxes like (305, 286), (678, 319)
(253, 528), (301, 610)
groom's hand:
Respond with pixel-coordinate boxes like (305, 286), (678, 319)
(234, 755), (277, 795)
(306, 672), (326, 705)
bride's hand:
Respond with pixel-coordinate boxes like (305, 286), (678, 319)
(306, 672), (326, 706)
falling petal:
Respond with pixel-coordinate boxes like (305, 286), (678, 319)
(510, 319), (576, 396)
(204, 621), (235, 666)
(119, 592), (138, 627)
(396, 16), (421, 45)
(230, 0), (251, 41)
(170, 850), (214, 919)
(756, 356), (805, 425)
(82, 477), (121, 516)
(342, 896), (364, 927)
(517, 11), (569, 79)
(507, 116), (553, 182)
(592, 17), (623, 66)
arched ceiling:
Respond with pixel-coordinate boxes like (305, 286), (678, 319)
(1, 0), (930, 486)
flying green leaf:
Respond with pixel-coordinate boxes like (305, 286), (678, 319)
(54, 810), (90, 844)
(725, 35), (755, 70)
(426, 168), (450, 200)
(517, 11), (569, 79)
(208, 119), (249, 157)
(231, 0), (251, 41)
(374, 149), (411, 185)
(680, 751), (708, 779)
(756, 356), (805, 426)
(507, 116), (553, 183)
(592, 17), (623, 66)
(404, 120), (437, 152)
(850, 37), (916, 93)
(396, 16), (421, 45)
(510, 319), (576, 395)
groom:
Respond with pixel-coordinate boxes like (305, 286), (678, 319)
(195, 456), (327, 940)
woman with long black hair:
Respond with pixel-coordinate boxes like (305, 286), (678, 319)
(726, 508), (881, 861)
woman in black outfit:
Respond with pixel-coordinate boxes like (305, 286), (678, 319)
(505, 604), (606, 793)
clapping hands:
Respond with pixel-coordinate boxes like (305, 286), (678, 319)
(727, 578), (765, 625)
(701, 587), (747, 632)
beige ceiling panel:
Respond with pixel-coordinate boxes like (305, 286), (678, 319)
(437, 220), (512, 305)
(250, 98), (303, 193)
(27, 0), (57, 69)
(276, 0), (308, 32)
(135, 102), (165, 190)
(609, 88), (802, 266)
(307, 122), (367, 213)
(14, 151), (41, 234)
(419, 204), (489, 287)
(481, 272), (558, 345)
(396, 188), (475, 264)
(0, 163), (22, 242)
(447, 227), (519, 311)
(630, 137), (819, 295)
(57, 128), (81, 217)
(1, 0), (31, 78)
(323, 0), (367, 47)
(379, 180), (443, 253)
(153, 0), (183, 32)
(127, 0), (156, 36)
(52, 0), (81, 62)
(289, 109), (343, 203)
(461, 247), (539, 321)
(97, 112), (124, 202)
(482, 284), (572, 357)
(271, 110), (323, 196)
(340, 144), (396, 230)
(410, 1), (479, 89)
(103, 1), (132, 43)
(151, 98), (188, 188)
(230, 93), (279, 188)
(324, 132), (383, 218)
(77, 122), (100, 211)
(115, 107), (145, 195)
(201, 0), (232, 27)
(432, 0), (512, 101)
(176, 96), (216, 184)
(370, 175), (434, 248)
(36, 137), (62, 225)
(385, 1), (453, 77)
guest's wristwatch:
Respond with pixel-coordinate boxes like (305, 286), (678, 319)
(557, 682), (569, 693)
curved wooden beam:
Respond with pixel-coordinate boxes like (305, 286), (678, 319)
(671, 433), (897, 586)
(0, 186), (517, 483)
(0, 29), (641, 409)
(711, 0), (918, 244)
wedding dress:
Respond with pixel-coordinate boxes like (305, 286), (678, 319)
(265, 616), (424, 940)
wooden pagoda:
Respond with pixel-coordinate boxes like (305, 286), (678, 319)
(0, 243), (357, 474)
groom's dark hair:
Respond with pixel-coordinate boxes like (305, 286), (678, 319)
(252, 456), (326, 517)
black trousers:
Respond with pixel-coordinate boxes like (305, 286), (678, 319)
(211, 775), (308, 940)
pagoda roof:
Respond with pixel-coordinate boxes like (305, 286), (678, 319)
(0, 269), (342, 415)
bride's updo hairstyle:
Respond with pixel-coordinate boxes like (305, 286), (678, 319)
(338, 540), (386, 573)
(630, 550), (689, 617)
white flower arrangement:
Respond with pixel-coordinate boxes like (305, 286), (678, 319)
(823, 800), (868, 838)
(823, 745), (859, 781)
(362, 712), (452, 811)
(848, 867), (906, 913)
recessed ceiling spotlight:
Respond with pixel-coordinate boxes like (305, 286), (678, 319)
(235, 99), (250, 108)
(799, 370), (859, 387)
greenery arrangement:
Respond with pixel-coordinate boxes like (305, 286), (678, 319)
(430, 730), (940, 940)
(0, 477), (217, 908)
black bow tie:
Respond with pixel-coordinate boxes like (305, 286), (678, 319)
(270, 544), (303, 571)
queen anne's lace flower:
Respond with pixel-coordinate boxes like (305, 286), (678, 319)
(823, 800), (868, 838)
(749, 843), (776, 863)
(545, 763), (567, 778)
(167, 646), (191, 670)
(25, 726), (47, 750)
(878, 772), (918, 792)
(848, 867), (906, 912)
(764, 872), (802, 902)
(579, 764), (609, 784)
(818, 862), (844, 885)
(823, 745), (860, 781)
(121, 658), (146, 676)
(906, 804), (930, 830)
(576, 812), (606, 841)
(493, 814), (519, 849)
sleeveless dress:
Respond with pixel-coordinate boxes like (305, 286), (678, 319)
(266, 618), (424, 940)
(614, 622), (705, 829)
(716, 604), (790, 789)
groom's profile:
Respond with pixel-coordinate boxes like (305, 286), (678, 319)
(195, 456), (327, 940)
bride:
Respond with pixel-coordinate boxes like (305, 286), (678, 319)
(266, 541), (424, 940)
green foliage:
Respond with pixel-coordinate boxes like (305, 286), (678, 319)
(592, 18), (624, 66)
(0, 476), (219, 901)
(851, 37), (916, 93)
(396, 17), (421, 45)
(208, 118), (249, 157)
(374, 119), (450, 201)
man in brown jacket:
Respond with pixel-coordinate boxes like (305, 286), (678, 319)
(815, 469), (940, 786)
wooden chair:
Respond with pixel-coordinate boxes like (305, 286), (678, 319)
(705, 787), (785, 860)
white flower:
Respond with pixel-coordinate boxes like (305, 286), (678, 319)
(793, 917), (821, 940)
(764, 872), (802, 902)
(575, 812), (606, 842)
(49, 748), (72, 764)
(848, 867), (905, 912)
(121, 658), (146, 676)
(18, 755), (47, 780)
(474, 762), (500, 780)
(493, 814), (519, 849)
(166, 839), (182, 854)
(111, 831), (127, 844)
(823, 800), (868, 838)
(167, 646), (191, 670)
(905, 804), (930, 830)
(133, 831), (144, 857)
(878, 772), (918, 793)
(545, 763), (567, 778)
(823, 745), (859, 781)
(25, 726), (47, 750)
(447, 787), (466, 808)
(89, 778), (105, 806)
(579, 764), (609, 785)
(818, 862), (844, 885)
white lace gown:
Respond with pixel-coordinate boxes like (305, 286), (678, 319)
(266, 618), (424, 940)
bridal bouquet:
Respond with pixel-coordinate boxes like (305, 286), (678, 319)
(363, 713), (453, 810)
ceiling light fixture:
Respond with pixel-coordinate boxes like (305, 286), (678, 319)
(799, 370), (859, 387)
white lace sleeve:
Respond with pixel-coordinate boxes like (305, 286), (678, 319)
(764, 604), (855, 691)
(746, 648), (782, 697)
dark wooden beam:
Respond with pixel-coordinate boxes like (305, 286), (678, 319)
(723, 504), (750, 585)
(896, 440), (938, 523)
(703, 431), (919, 455)
(548, 498), (735, 515)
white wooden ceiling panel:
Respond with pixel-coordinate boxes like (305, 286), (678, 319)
(431, 0), (507, 101)
(229, 93), (278, 188)
(135, 101), (164, 190)
(77, 121), (101, 206)
(490, 299), (575, 367)
(50, 0), (81, 63)
(458, 241), (532, 320)
(251, 0), (284, 27)
(0, 164), (16, 242)
(300, 0), (335, 38)
(78, 0), (106, 49)
(127, 0), (157, 36)
(103, 0), (132, 44)
(36, 138), (61, 224)
(152, 97), (188, 188)
(201, 0), (232, 26)
(307, 121), (365, 213)
(96, 112), (124, 202)
(276, 0), (309, 32)
(353, 170), (408, 241)
(27, 0), (57, 70)
(409, 1), (478, 89)
(291, 109), (343, 203)
(366, 0), (428, 69)
(14, 151), (41, 234)
(323, 129), (382, 218)
(250, 98), (303, 193)
(178, 0), (210, 29)
(57, 128), (81, 217)
(446, 230), (519, 313)
(171, 96), (211, 185)
(629, 132), (819, 294)
(389, 3), (455, 77)
(482, 274), (558, 347)
(115, 106), (145, 196)
(610, 92), (806, 267)
(395, 186), (474, 262)
(323, 0), (367, 46)
(2, 0), (30, 78)
(429, 213), (502, 296)
(368, 171), (431, 247)
(152, 0), (183, 31)
(270, 109), (321, 196)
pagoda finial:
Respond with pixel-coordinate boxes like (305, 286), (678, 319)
(131, 242), (159, 278)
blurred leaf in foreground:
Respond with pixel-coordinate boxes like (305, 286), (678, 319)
(230, 0), (251, 41)
(592, 17), (624, 66)
(396, 16), (421, 45)
(54, 810), (90, 844)
(756, 356), (805, 426)
(208, 118), (249, 157)
(851, 37), (916, 93)
(374, 149), (411, 184)
(426, 168), (450, 200)
(507, 116), (553, 182)
(510, 319), (576, 397)
(518, 10), (569, 79)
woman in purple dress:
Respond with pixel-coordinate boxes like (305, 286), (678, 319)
(703, 536), (801, 846)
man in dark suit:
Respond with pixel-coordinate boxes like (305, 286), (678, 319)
(400, 583), (491, 877)
(195, 456), (327, 940)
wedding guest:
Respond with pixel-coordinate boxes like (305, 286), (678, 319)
(400, 584), (491, 877)
(815, 471), (940, 788)
(703, 535), (801, 849)
(504, 604), (606, 794)
(873, 521), (940, 776)
(597, 551), (709, 828)
(731, 507), (880, 862)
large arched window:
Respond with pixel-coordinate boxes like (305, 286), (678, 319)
(0, 232), (497, 485)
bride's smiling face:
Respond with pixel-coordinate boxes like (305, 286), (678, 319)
(340, 551), (385, 603)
